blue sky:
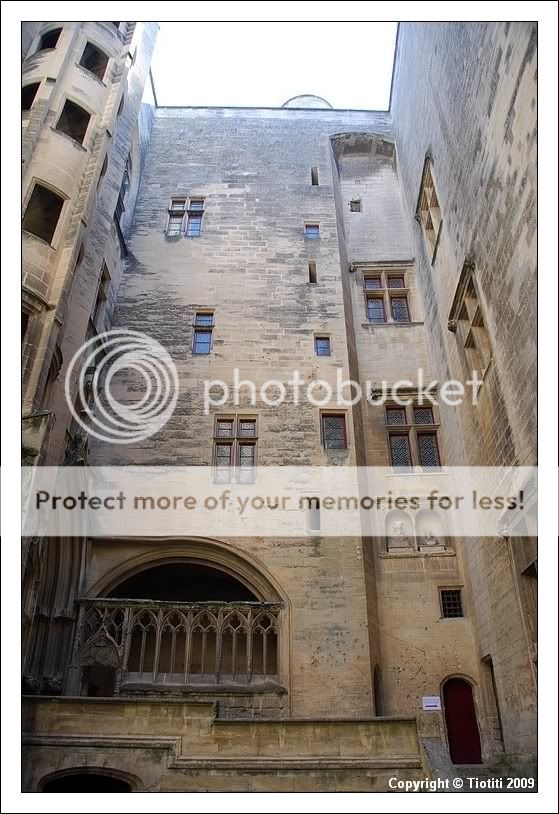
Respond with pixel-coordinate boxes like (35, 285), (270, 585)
(151, 22), (398, 109)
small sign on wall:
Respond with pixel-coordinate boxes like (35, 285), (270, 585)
(422, 695), (442, 711)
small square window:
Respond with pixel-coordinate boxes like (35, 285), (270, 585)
(170, 199), (186, 211)
(364, 277), (382, 290)
(55, 100), (91, 145)
(80, 42), (109, 81)
(189, 199), (205, 211)
(349, 199), (361, 212)
(388, 276), (405, 288)
(305, 224), (320, 239)
(238, 420), (256, 437)
(216, 419), (234, 437)
(315, 336), (331, 356)
(413, 407), (434, 425)
(367, 296), (386, 323)
(23, 184), (65, 244)
(195, 313), (214, 327)
(440, 589), (463, 618)
(37, 28), (62, 52)
(322, 414), (347, 450)
(386, 408), (407, 426)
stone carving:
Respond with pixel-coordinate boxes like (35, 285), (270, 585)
(387, 521), (412, 549)
(77, 635), (120, 668)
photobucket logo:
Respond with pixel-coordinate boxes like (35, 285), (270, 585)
(204, 368), (483, 413)
(65, 329), (179, 444)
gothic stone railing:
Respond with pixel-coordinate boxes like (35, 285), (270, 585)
(69, 599), (282, 694)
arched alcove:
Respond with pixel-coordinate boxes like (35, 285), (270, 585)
(415, 508), (447, 549)
(108, 562), (258, 602)
(441, 676), (482, 764)
(385, 509), (414, 551)
(41, 769), (134, 792)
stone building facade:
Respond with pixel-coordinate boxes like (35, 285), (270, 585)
(21, 22), (537, 792)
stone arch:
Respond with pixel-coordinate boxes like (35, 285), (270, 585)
(39, 766), (140, 792)
(440, 674), (482, 764)
(85, 538), (288, 604)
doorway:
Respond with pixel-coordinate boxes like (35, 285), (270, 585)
(442, 677), (482, 764)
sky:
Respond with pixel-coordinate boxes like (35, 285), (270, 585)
(151, 22), (398, 110)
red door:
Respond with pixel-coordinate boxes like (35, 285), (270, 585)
(443, 678), (482, 764)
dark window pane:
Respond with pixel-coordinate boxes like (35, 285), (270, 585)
(305, 224), (319, 239)
(413, 407), (434, 425)
(189, 199), (204, 211)
(322, 415), (346, 450)
(80, 42), (109, 80)
(349, 199), (361, 212)
(391, 296), (410, 322)
(193, 330), (212, 353)
(367, 297), (386, 323)
(315, 337), (331, 356)
(216, 420), (234, 437)
(417, 433), (440, 468)
(170, 199), (186, 211)
(238, 420), (256, 437)
(23, 184), (64, 244)
(388, 276), (405, 288)
(37, 28), (62, 51)
(22, 83), (40, 111)
(386, 408), (407, 426)
(389, 434), (412, 468)
(441, 590), (463, 618)
(364, 277), (382, 289)
(55, 100), (91, 145)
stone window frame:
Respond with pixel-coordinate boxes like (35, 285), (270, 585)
(192, 310), (215, 354)
(22, 178), (69, 249)
(166, 197), (188, 236)
(186, 197), (205, 238)
(416, 153), (443, 264)
(362, 268), (413, 324)
(448, 254), (493, 382)
(304, 222), (320, 240)
(320, 411), (348, 450)
(212, 414), (259, 483)
(76, 39), (111, 85)
(22, 81), (42, 114)
(384, 401), (443, 470)
(91, 261), (112, 332)
(34, 26), (63, 55)
(439, 587), (465, 619)
(53, 95), (95, 150)
(314, 334), (332, 357)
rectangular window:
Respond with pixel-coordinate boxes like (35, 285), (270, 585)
(92, 262), (111, 329)
(37, 28), (62, 52)
(79, 42), (109, 81)
(390, 295), (410, 323)
(386, 407), (407, 426)
(22, 83), (40, 111)
(55, 100), (91, 145)
(214, 443), (233, 482)
(238, 443), (256, 483)
(22, 184), (64, 244)
(417, 432), (441, 469)
(186, 200), (204, 237)
(389, 434), (412, 469)
(315, 336), (331, 356)
(364, 276), (382, 290)
(440, 589), (464, 618)
(456, 276), (492, 376)
(193, 313), (213, 354)
(213, 415), (258, 482)
(349, 199), (362, 212)
(311, 167), (319, 186)
(417, 159), (442, 260)
(305, 224), (320, 239)
(387, 276), (405, 288)
(308, 261), (317, 284)
(322, 414), (347, 450)
(167, 199), (186, 235)
(367, 296), (386, 323)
